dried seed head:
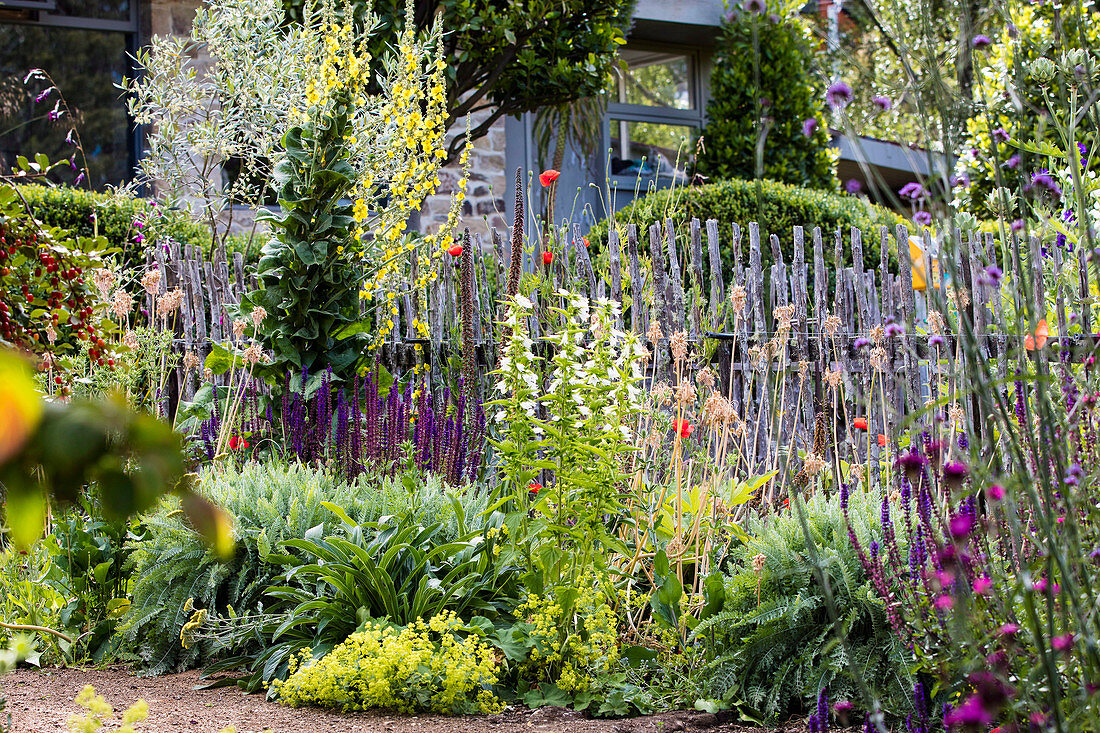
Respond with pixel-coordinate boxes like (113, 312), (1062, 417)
(110, 289), (132, 319)
(824, 368), (843, 390)
(243, 343), (266, 364)
(697, 365), (717, 391)
(251, 306), (267, 328)
(675, 380), (697, 406)
(823, 314), (841, 335)
(141, 269), (162, 295)
(730, 285), (747, 314)
(670, 330), (689, 362)
(871, 325), (885, 345)
(802, 452), (829, 477)
(927, 311), (946, 335)
(774, 304), (796, 331)
(702, 391), (733, 426)
(183, 352), (201, 371)
(92, 268), (116, 300)
(752, 553), (767, 573)
(157, 288), (184, 317)
(123, 330), (139, 350)
(232, 318), (248, 339)
(651, 381), (673, 406)
(646, 321), (664, 343)
(869, 346), (888, 371)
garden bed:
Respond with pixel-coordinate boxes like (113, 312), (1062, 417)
(3, 667), (795, 733)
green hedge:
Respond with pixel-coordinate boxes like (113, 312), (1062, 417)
(15, 185), (259, 264)
(590, 177), (910, 281)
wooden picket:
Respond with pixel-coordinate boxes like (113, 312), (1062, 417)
(151, 217), (1066, 472)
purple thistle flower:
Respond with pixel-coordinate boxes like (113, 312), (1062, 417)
(743, 0), (765, 14)
(972, 34), (993, 49)
(1004, 154), (1020, 169)
(944, 695), (993, 728)
(845, 178), (863, 194)
(826, 81), (853, 109)
(899, 182), (928, 200)
(991, 127), (1010, 143)
(885, 322), (905, 338)
(872, 94), (892, 111)
(853, 336), (870, 349)
(978, 264), (1003, 287)
(943, 460), (969, 486)
(1010, 219), (1024, 232)
(1030, 170), (1063, 197)
(802, 117), (818, 137)
(914, 210), (932, 226)
(929, 333), (945, 346)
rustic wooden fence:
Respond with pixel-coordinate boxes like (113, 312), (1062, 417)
(147, 218), (1071, 477)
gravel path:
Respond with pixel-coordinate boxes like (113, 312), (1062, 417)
(3, 667), (804, 733)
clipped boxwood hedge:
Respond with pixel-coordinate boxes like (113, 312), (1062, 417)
(15, 185), (259, 265)
(589, 177), (911, 281)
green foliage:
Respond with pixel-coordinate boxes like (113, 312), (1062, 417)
(285, 0), (636, 161)
(270, 610), (504, 714)
(696, 6), (835, 189)
(14, 184), (221, 263)
(42, 501), (143, 662)
(120, 463), (485, 674)
(0, 542), (63, 663)
(236, 500), (519, 689)
(0, 352), (188, 551)
(589, 177), (909, 281)
(242, 95), (366, 384)
(692, 491), (911, 722)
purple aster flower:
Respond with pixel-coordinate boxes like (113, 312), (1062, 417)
(992, 127), (1010, 143)
(1011, 219), (1024, 232)
(1004, 154), (1020, 169)
(944, 695), (993, 728)
(845, 178), (862, 194)
(872, 94), (892, 111)
(972, 34), (993, 49)
(802, 117), (819, 137)
(826, 81), (853, 109)
(914, 210), (933, 226)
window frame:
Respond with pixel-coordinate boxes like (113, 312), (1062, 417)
(0, 0), (142, 186)
(603, 40), (706, 188)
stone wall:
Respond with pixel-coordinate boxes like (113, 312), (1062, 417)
(419, 108), (510, 238)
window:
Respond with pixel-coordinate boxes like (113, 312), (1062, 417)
(604, 45), (704, 184)
(0, 0), (138, 189)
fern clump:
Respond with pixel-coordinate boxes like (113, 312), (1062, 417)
(693, 489), (912, 722)
(118, 462), (486, 674)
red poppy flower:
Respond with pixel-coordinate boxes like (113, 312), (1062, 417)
(852, 417), (868, 431)
(528, 482), (542, 494)
(542, 251), (554, 265)
(448, 244), (463, 258)
(877, 434), (887, 447)
(582, 236), (590, 248)
(229, 436), (249, 450)
(539, 169), (560, 187)
(672, 418), (694, 438)
(783, 498), (790, 509)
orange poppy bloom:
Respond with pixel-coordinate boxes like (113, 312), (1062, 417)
(1025, 319), (1049, 350)
(853, 417), (868, 430)
(539, 169), (560, 187)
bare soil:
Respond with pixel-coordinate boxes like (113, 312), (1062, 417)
(3, 667), (803, 733)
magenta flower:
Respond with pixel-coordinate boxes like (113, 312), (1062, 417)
(1004, 154), (1020, 169)
(872, 94), (892, 111)
(743, 0), (766, 14)
(826, 81), (853, 109)
(34, 86), (55, 103)
(899, 182), (928, 200)
(845, 178), (862, 194)
(935, 594), (955, 610)
(913, 210), (933, 226)
(1053, 634), (1075, 653)
(950, 513), (973, 538)
(942, 460), (969, 485)
(988, 483), (1005, 501)
(973, 577), (992, 595)
(802, 117), (818, 137)
(1033, 577), (1048, 593)
(999, 623), (1019, 636)
(972, 34), (993, 49)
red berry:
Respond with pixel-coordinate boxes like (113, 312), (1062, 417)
(54, 375), (62, 385)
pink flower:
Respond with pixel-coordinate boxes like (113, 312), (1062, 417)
(973, 577), (992, 595)
(988, 483), (1005, 500)
(998, 623), (1019, 637)
(935, 594), (955, 610)
(1053, 634), (1075, 653)
(1033, 578), (1048, 593)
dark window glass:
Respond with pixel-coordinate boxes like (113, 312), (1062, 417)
(0, 24), (132, 189)
(53, 0), (131, 21)
(609, 118), (694, 180)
